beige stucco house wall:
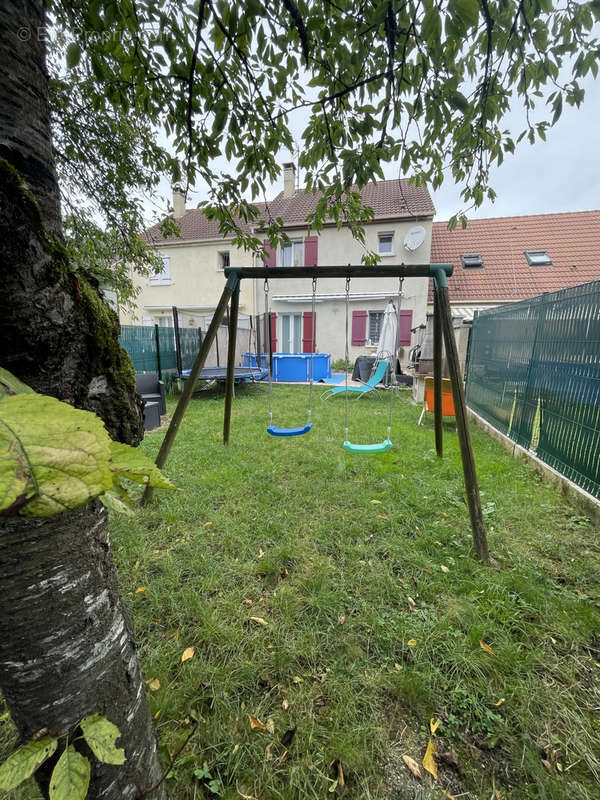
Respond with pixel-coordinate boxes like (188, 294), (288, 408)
(264, 220), (433, 364)
(120, 238), (255, 327)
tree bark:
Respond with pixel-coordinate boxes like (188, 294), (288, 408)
(0, 1), (165, 796)
(0, 504), (166, 799)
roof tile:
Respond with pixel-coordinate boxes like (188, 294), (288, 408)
(145, 178), (434, 243)
(430, 211), (600, 303)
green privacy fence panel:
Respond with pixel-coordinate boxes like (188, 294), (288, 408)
(466, 280), (600, 500)
(119, 325), (203, 376)
(119, 325), (159, 374)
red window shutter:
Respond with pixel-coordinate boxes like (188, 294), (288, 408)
(264, 239), (276, 268)
(398, 310), (413, 346)
(302, 311), (316, 353)
(304, 236), (318, 267)
(270, 312), (277, 352)
(351, 310), (367, 346)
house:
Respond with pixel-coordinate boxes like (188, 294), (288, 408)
(429, 210), (600, 318)
(124, 166), (436, 365)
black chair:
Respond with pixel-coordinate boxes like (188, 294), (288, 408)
(135, 373), (166, 416)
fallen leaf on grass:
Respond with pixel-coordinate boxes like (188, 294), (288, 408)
(266, 742), (274, 761)
(203, 521), (212, 527)
(258, 548), (265, 559)
(248, 715), (267, 731)
(243, 599), (253, 605)
(542, 759), (552, 771)
(423, 739), (438, 780)
(134, 560), (140, 569)
(279, 750), (289, 765)
(377, 514), (389, 519)
(394, 663), (403, 671)
(430, 718), (441, 734)
(441, 791), (456, 799)
(479, 641), (495, 655)
(370, 499), (382, 504)
(407, 596), (417, 611)
(249, 617), (268, 627)
(181, 646), (195, 662)
(147, 678), (160, 691)
(292, 675), (303, 683)
(282, 699), (289, 710)
(402, 755), (422, 779)
(339, 613), (346, 625)
(135, 586), (146, 593)
(440, 565), (449, 573)
(407, 639), (417, 647)
(494, 698), (505, 707)
(266, 718), (275, 735)
(237, 787), (259, 800)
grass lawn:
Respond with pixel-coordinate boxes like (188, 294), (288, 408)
(2, 384), (599, 799)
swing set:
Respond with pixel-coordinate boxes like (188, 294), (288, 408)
(142, 262), (490, 562)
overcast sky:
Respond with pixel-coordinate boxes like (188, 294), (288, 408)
(151, 73), (599, 226)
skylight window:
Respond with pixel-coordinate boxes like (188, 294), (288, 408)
(461, 253), (483, 268)
(524, 250), (552, 266)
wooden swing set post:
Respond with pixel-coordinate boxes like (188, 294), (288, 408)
(223, 283), (240, 444)
(142, 273), (239, 505)
(433, 284), (443, 457)
(431, 268), (489, 563)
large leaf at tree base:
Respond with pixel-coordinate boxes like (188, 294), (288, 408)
(108, 440), (177, 489)
(80, 714), (126, 765)
(49, 746), (91, 800)
(0, 368), (34, 398)
(0, 394), (112, 516)
(0, 737), (58, 791)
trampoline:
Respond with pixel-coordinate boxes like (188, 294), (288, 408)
(181, 366), (268, 384)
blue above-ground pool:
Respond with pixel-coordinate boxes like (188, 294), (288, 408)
(243, 353), (331, 382)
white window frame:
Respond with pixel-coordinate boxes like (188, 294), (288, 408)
(280, 239), (304, 267)
(377, 232), (394, 256)
(217, 250), (230, 270)
(368, 310), (384, 345)
(524, 250), (552, 266)
(149, 254), (171, 285)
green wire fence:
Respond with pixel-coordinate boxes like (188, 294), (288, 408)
(119, 325), (203, 377)
(466, 280), (600, 500)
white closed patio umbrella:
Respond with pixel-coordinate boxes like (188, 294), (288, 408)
(374, 300), (397, 385)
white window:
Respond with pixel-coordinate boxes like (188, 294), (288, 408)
(461, 253), (483, 268)
(142, 316), (153, 327)
(218, 251), (230, 269)
(378, 233), (394, 255)
(524, 250), (552, 266)
(368, 311), (384, 345)
(280, 313), (302, 352)
(149, 254), (171, 284)
(281, 239), (303, 267)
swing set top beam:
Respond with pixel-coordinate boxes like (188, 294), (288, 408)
(224, 263), (452, 283)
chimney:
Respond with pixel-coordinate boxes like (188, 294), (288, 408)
(282, 162), (296, 198)
(172, 185), (186, 219)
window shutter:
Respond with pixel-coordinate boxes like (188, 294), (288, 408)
(302, 311), (316, 353)
(398, 310), (413, 346)
(351, 310), (367, 346)
(264, 239), (276, 268)
(270, 312), (277, 352)
(304, 236), (318, 267)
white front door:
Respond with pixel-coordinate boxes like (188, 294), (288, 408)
(281, 313), (302, 353)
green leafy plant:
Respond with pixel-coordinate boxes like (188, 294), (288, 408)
(0, 714), (124, 799)
(0, 367), (176, 517)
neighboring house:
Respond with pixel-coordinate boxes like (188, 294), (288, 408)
(125, 165), (436, 365)
(429, 210), (600, 318)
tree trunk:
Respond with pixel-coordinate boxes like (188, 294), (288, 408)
(0, 504), (166, 799)
(0, 1), (166, 796)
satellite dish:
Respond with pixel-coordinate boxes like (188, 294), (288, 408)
(403, 225), (426, 252)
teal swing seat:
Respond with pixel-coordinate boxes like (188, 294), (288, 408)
(343, 438), (392, 454)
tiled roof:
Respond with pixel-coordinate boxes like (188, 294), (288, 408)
(430, 211), (600, 303)
(144, 178), (434, 243)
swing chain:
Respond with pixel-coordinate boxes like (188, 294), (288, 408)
(264, 278), (273, 425)
(307, 277), (317, 421)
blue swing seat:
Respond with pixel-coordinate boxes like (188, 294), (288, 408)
(268, 423), (313, 437)
(343, 439), (392, 454)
